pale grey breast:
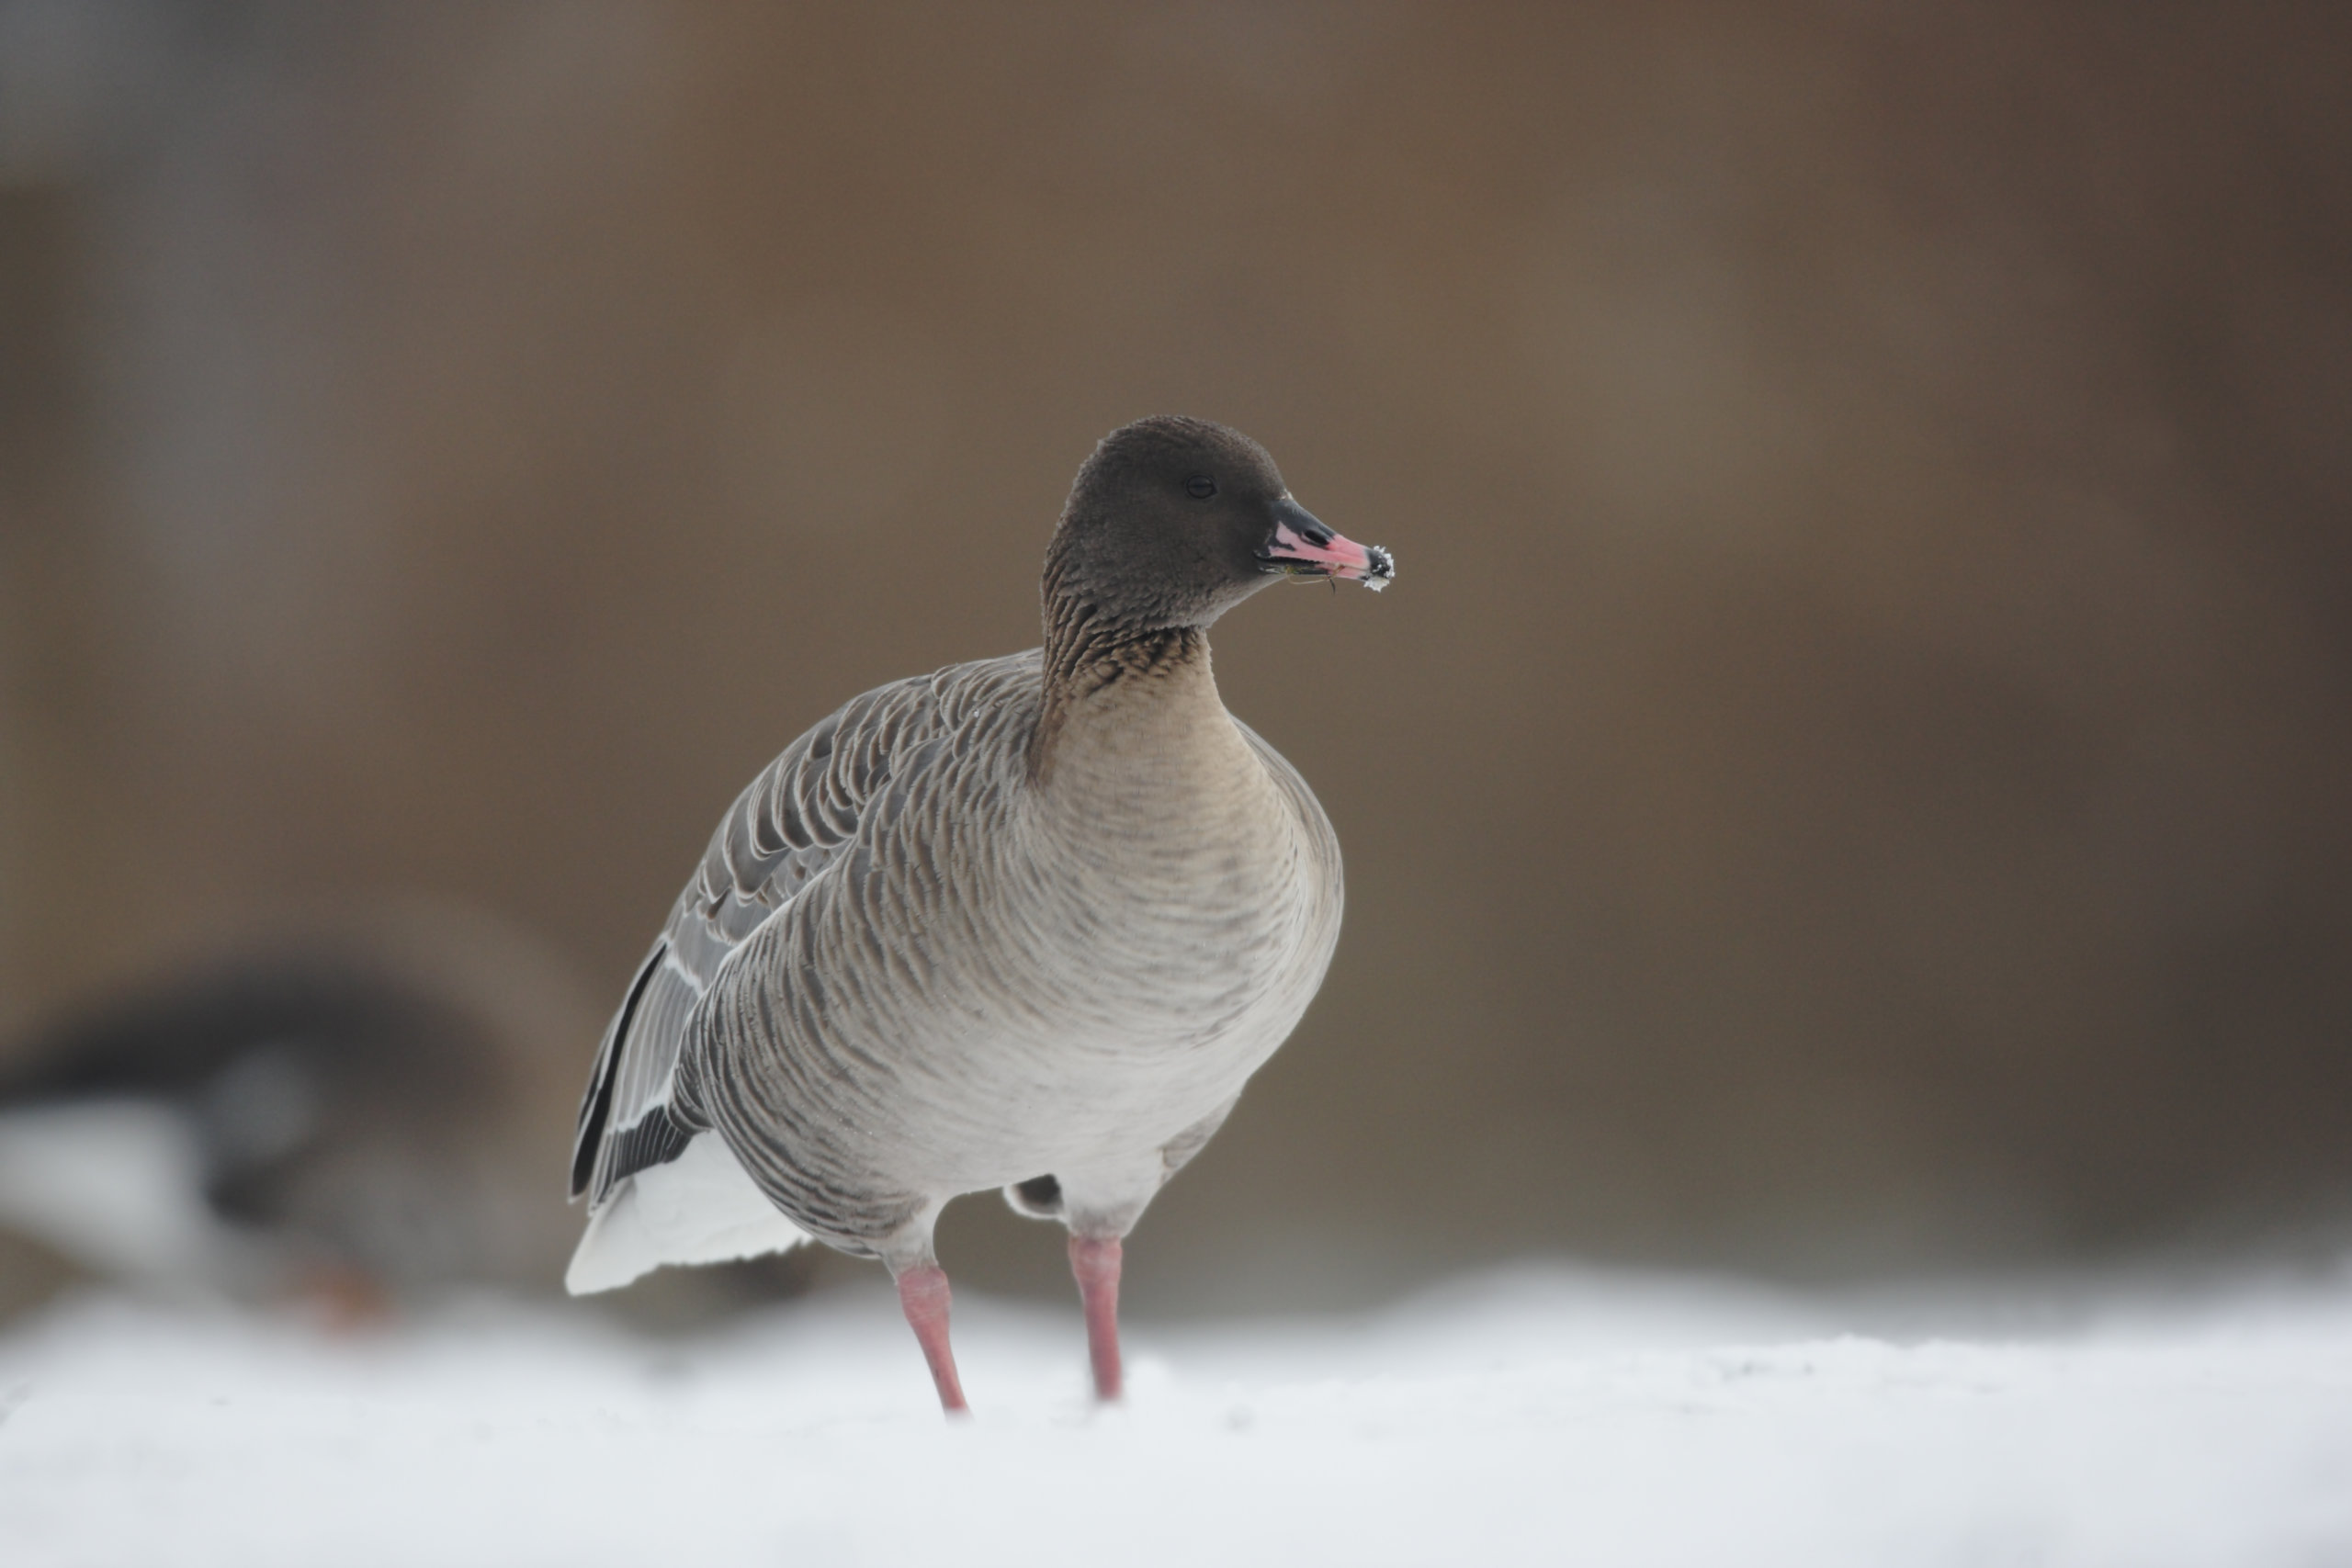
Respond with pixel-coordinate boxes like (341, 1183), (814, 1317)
(572, 646), (1341, 1258)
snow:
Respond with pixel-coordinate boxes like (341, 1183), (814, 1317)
(4, 1263), (2349, 1567)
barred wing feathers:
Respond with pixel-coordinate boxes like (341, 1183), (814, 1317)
(563, 651), (1040, 1292)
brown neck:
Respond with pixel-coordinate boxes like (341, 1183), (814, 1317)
(1030, 592), (1208, 782)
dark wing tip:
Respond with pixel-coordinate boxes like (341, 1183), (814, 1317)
(570, 945), (664, 1199)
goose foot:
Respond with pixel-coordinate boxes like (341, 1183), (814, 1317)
(895, 1263), (968, 1415)
(1069, 1235), (1124, 1402)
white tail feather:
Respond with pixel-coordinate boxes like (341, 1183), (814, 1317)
(564, 1133), (809, 1294)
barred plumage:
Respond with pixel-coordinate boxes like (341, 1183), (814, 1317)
(564, 416), (1392, 1410)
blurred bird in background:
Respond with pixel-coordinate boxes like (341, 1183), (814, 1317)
(0, 905), (809, 1325)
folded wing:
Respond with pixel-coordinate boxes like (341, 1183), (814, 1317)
(564, 653), (1038, 1291)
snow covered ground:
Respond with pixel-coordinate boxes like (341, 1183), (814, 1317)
(4, 1262), (2349, 1567)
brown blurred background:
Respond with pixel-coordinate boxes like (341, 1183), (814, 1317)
(2, 1), (2347, 1315)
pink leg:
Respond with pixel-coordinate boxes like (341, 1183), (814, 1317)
(896, 1264), (968, 1415)
(1069, 1235), (1124, 1402)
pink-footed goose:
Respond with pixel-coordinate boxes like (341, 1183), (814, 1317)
(566, 416), (1394, 1411)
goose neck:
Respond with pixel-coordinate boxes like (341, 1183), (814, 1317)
(1029, 614), (1222, 784)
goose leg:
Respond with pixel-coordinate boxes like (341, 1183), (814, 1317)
(894, 1263), (968, 1415)
(1068, 1235), (1124, 1401)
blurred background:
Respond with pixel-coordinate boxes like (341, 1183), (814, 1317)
(1, 0), (2347, 1325)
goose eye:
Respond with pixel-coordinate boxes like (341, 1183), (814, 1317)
(1184, 476), (1216, 500)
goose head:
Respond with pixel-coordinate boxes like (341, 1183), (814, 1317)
(1045, 415), (1394, 636)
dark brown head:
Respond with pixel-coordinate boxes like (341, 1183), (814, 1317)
(1042, 416), (1393, 638)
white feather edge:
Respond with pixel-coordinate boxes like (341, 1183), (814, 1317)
(564, 1131), (810, 1294)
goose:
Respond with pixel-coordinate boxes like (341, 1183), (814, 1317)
(0, 915), (591, 1321)
(566, 415), (1394, 1411)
